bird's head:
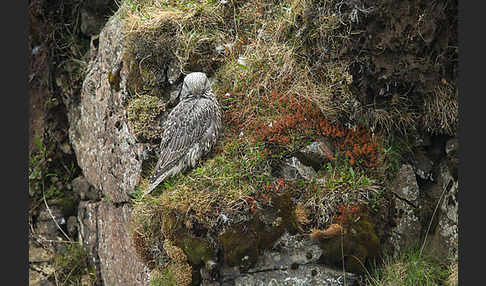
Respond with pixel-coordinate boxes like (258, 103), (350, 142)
(180, 72), (212, 100)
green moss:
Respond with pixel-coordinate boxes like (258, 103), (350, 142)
(126, 95), (165, 141)
(318, 209), (380, 273)
(180, 236), (214, 268)
(58, 195), (79, 218)
(160, 211), (216, 271)
(150, 262), (193, 286)
(219, 222), (260, 270)
(107, 68), (122, 91)
(219, 191), (299, 269)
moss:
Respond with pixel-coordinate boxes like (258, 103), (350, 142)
(160, 211), (216, 270)
(57, 195), (79, 218)
(150, 262), (193, 286)
(163, 239), (187, 263)
(131, 230), (154, 268)
(180, 236), (214, 268)
(219, 191), (298, 269)
(219, 222), (260, 270)
(107, 68), (122, 92)
(126, 95), (165, 141)
(315, 209), (380, 273)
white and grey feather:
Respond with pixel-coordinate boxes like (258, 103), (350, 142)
(144, 72), (221, 195)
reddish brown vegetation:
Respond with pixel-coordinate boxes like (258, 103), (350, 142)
(332, 202), (362, 225)
(219, 90), (378, 169)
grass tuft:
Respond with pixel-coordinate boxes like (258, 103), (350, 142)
(365, 243), (450, 286)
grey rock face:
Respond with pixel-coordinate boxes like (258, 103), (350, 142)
(71, 176), (101, 201)
(78, 201), (101, 271)
(97, 202), (151, 286)
(78, 200), (151, 285)
(80, 9), (107, 37)
(206, 232), (356, 286)
(445, 138), (458, 154)
(388, 159), (458, 261)
(69, 11), (145, 203)
(389, 164), (422, 251)
(433, 160), (458, 260)
(80, 0), (118, 37)
(404, 151), (434, 180)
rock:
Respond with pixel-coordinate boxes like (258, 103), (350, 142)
(169, 81), (183, 107)
(67, 215), (78, 237)
(77, 200), (151, 285)
(80, 9), (107, 37)
(433, 160), (458, 261)
(167, 58), (181, 85)
(97, 202), (151, 286)
(71, 176), (89, 194)
(29, 238), (58, 286)
(78, 201), (101, 273)
(29, 266), (55, 286)
(404, 150), (434, 180)
(69, 11), (145, 203)
(29, 240), (55, 263)
(295, 139), (335, 170)
(80, 0), (118, 37)
(445, 137), (458, 180)
(281, 157), (316, 181)
(71, 176), (100, 201)
(214, 232), (356, 285)
(389, 164), (422, 251)
(58, 139), (73, 155)
(35, 201), (67, 255)
(445, 137), (458, 154)
(410, 132), (432, 147)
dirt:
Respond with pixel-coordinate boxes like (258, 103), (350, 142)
(353, 0), (458, 94)
(341, 0), (457, 131)
(28, 0), (52, 153)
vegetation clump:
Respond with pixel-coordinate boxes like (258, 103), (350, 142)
(126, 95), (166, 141)
(365, 243), (450, 286)
(311, 204), (380, 273)
(121, 0), (457, 284)
(53, 243), (99, 285)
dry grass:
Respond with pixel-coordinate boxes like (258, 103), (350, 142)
(310, 223), (344, 240)
(422, 80), (458, 136)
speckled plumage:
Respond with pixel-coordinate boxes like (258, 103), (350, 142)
(144, 72), (221, 195)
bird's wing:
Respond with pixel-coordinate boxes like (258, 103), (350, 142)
(146, 97), (218, 191)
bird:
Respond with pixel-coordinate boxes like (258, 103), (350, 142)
(144, 72), (221, 196)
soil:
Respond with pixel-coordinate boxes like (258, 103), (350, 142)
(341, 0), (457, 132)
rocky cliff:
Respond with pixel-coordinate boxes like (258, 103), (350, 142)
(29, 0), (458, 285)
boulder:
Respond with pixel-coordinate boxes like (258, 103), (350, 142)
(71, 176), (101, 201)
(68, 11), (145, 203)
(388, 164), (422, 251)
(445, 137), (458, 180)
(210, 232), (356, 286)
(280, 157), (317, 181)
(80, 0), (118, 37)
(98, 202), (151, 285)
(295, 139), (335, 170)
(78, 200), (151, 285)
(404, 151), (434, 181)
(424, 160), (458, 261)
